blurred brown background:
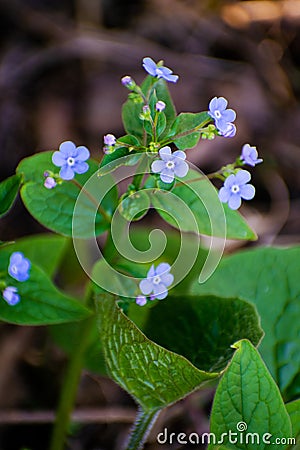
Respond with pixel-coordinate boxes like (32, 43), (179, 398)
(0, 0), (300, 449)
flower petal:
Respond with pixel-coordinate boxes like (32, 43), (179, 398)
(139, 278), (153, 295)
(160, 168), (174, 184)
(160, 273), (174, 287)
(147, 264), (156, 278)
(236, 169), (251, 185)
(76, 146), (90, 161)
(224, 174), (236, 189)
(222, 109), (236, 123)
(142, 57), (157, 76)
(162, 73), (179, 83)
(208, 97), (218, 112)
(73, 161), (89, 175)
(174, 160), (189, 178)
(9, 252), (23, 265)
(59, 165), (75, 180)
(153, 283), (168, 300)
(173, 150), (186, 161)
(59, 141), (76, 156)
(52, 151), (67, 167)
(240, 184), (255, 200)
(218, 186), (231, 203)
(159, 146), (172, 160)
(228, 194), (242, 210)
(151, 160), (165, 174)
(155, 263), (171, 276)
(216, 97), (228, 111)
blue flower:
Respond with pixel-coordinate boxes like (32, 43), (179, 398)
(44, 176), (57, 189)
(104, 134), (116, 146)
(219, 122), (236, 138)
(142, 57), (179, 83)
(208, 97), (236, 135)
(219, 170), (255, 210)
(52, 141), (90, 180)
(156, 101), (166, 112)
(8, 252), (31, 282)
(135, 295), (147, 306)
(241, 143), (263, 167)
(2, 286), (20, 306)
(139, 263), (174, 300)
(151, 146), (189, 183)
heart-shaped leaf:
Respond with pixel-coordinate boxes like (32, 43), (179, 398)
(0, 174), (22, 217)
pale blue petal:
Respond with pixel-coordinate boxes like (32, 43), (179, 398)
(209, 97), (218, 112)
(160, 273), (174, 287)
(60, 165), (75, 180)
(52, 151), (67, 167)
(216, 97), (228, 111)
(139, 278), (153, 295)
(59, 141), (76, 156)
(160, 169), (174, 183)
(222, 109), (236, 123)
(9, 252), (23, 265)
(174, 160), (188, 178)
(159, 146), (172, 161)
(147, 264), (156, 278)
(162, 73), (179, 83)
(142, 57), (157, 76)
(218, 186), (231, 203)
(76, 146), (90, 161)
(153, 283), (168, 299)
(224, 174), (236, 189)
(73, 161), (89, 175)
(156, 263), (171, 276)
(151, 160), (165, 173)
(173, 150), (186, 160)
(236, 169), (251, 185)
(240, 184), (255, 200)
(228, 194), (242, 210)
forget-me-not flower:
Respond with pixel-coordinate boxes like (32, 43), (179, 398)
(2, 286), (20, 306)
(219, 170), (255, 210)
(151, 146), (189, 183)
(241, 143), (263, 167)
(208, 97), (236, 135)
(104, 134), (116, 146)
(52, 141), (90, 180)
(143, 57), (179, 83)
(135, 295), (147, 306)
(8, 252), (31, 282)
(219, 122), (236, 138)
(139, 263), (174, 300)
(156, 101), (166, 112)
(44, 176), (57, 189)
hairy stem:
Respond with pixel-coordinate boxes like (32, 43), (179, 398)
(49, 286), (93, 450)
(125, 408), (160, 450)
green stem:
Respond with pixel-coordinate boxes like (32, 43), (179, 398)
(161, 118), (212, 146)
(71, 178), (111, 223)
(125, 408), (160, 450)
(49, 286), (93, 450)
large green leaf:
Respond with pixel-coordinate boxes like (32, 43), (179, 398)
(169, 112), (211, 150)
(0, 249), (91, 325)
(191, 246), (300, 399)
(17, 152), (118, 237)
(0, 174), (22, 217)
(136, 296), (263, 373)
(2, 234), (68, 278)
(96, 294), (218, 411)
(209, 340), (292, 450)
(150, 169), (257, 240)
(286, 399), (300, 444)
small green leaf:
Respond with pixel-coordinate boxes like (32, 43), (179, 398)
(209, 339), (292, 450)
(137, 296), (263, 373)
(96, 294), (218, 411)
(0, 174), (22, 217)
(150, 169), (257, 240)
(0, 250), (91, 325)
(286, 399), (300, 441)
(191, 246), (300, 399)
(17, 152), (118, 238)
(169, 112), (210, 150)
(118, 190), (150, 221)
(3, 234), (68, 278)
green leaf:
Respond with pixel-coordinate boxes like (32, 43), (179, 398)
(191, 246), (300, 399)
(286, 399), (300, 441)
(150, 169), (257, 240)
(17, 152), (118, 238)
(170, 112), (210, 150)
(99, 149), (143, 175)
(96, 294), (218, 411)
(0, 250), (91, 325)
(136, 296), (263, 372)
(0, 174), (22, 217)
(118, 190), (150, 221)
(149, 79), (176, 136)
(92, 259), (137, 298)
(3, 234), (68, 278)
(209, 340), (292, 450)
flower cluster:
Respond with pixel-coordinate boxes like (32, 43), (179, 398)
(2, 252), (31, 306)
(136, 263), (174, 306)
